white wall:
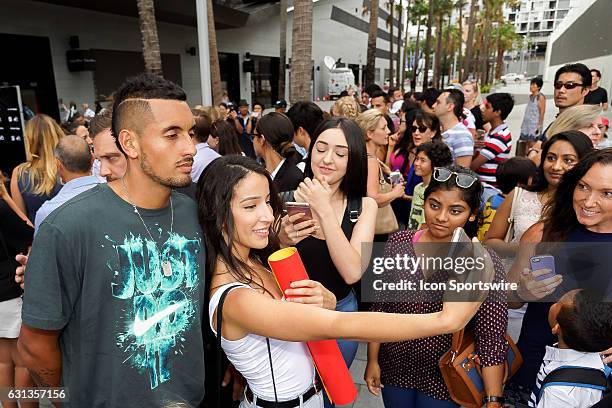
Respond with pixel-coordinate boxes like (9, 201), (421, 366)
(0, 0), (202, 106)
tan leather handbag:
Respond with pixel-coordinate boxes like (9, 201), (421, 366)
(439, 329), (523, 408)
(375, 161), (399, 235)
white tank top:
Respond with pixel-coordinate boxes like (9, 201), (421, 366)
(209, 283), (315, 401)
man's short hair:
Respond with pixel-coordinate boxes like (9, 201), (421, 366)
(364, 83), (382, 97)
(286, 101), (324, 137)
(111, 73), (187, 152)
(89, 108), (113, 140)
(444, 89), (465, 119)
(370, 90), (390, 104)
(554, 63), (592, 88)
(192, 109), (212, 143)
(530, 77), (543, 89)
(486, 93), (515, 120)
(419, 88), (440, 109)
(591, 69), (602, 79)
(54, 135), (92, 173)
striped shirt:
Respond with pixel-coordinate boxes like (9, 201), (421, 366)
(476, 123), (512, 186)
(528, 345), (606, 407)
(442, 122), (474, 163)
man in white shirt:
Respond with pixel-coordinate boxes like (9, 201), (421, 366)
(433, 89), (474, 167)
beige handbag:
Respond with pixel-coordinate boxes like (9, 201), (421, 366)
(375, 161), (399, 235)
(504, 187), (522, 242)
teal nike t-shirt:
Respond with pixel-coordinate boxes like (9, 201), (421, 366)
(22, 184), (206, 407)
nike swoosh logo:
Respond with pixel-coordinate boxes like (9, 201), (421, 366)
(133, 302), (185, 337)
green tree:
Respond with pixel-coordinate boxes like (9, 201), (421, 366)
(422, 0), (435, 91)
(207, 0), (222, 104)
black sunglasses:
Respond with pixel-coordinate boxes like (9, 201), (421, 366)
(411, 125), (430, 133)
(433, 167), (478, 189)
(553, 81), (584, 90)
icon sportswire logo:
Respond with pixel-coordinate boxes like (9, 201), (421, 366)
(133, 302), (186, 337)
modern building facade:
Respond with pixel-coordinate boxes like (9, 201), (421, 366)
(0, 0), (400, 121)
(503, 0), (579, 76)
(544, 0), (611, 92)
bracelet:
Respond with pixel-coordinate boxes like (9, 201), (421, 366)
(483, 396), (505, 404)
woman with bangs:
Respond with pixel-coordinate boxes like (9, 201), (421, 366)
(197, 155), (492, 408)
(10, 114), (64, 222)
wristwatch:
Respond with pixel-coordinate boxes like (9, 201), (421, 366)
(483, 395), (505, 405)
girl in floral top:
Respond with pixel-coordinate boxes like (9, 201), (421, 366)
(366, 166), (508, 408)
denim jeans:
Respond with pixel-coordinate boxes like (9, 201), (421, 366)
(240, 391), (323, 408)
(381, 385), (459, 408)
(323, 290), (358, 408)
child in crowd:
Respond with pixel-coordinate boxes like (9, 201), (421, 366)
(478, 157), (538, 240)
(529, 289), (612, 408)
(407, 142), (452, 230)
(471, 93), (514, 187)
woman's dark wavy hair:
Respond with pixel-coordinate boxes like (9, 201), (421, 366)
(304, 117), (367, 201)
(196, 155), (283, 294)
(211, 119), (243, 156)
(528, 130), (594, 193)
(424, 165), (484, 238)
(542, 148), (612, 242)
(394, 109), (441, 165)
(255, 112), (302, 165)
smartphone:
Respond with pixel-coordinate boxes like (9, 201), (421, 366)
(447, 227), (473, 267)
(530, 255), (556, 281)
(389, 171), (402, 186)
(476, 129), (486, 140)
(285, 202), (312, 224)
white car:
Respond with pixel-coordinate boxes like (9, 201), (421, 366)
(501, 73), (525, 83)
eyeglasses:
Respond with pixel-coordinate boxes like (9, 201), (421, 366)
(411, 125), (430, 133)
(553, 81), (584, 90)
(433, 167), (478, 189)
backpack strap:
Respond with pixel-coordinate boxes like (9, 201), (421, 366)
(537, 366), (608, 404)
(347, 196), (362, 223)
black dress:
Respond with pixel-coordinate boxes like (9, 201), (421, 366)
(0, 199), (34, 302)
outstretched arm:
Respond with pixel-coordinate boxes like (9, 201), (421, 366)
(221, 288), (481, 343)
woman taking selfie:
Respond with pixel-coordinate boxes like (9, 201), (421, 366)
(365, 166), (508, 408)
(197, 156), (493, 408)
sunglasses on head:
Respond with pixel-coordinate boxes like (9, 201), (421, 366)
(411, 125), (430, 133)
(433, 167), (478, 189)
(553, 81), (584, 90)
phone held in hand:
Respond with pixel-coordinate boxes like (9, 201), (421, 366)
(285, 202), (313, 224)
(447, 227), (473, 272)
(530, 255), (556, 281)
(389, 171), (402, 186)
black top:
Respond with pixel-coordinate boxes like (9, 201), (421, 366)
(0, 199), (34, 301)
(513, 225), (612, 390)
(273, 160), (304, 193)
(17, 170), (62, 221)
(584, 87), (608, 105)
(296, 204), (356, 300)
(471, 105), (485, 130)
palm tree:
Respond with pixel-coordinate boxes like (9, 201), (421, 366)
(396, 2), (405, 88)
(455, 0), (468, 73)
(207, 0), (222, 104)
(365, 0), (380, 85)
(136, 0), (163, 76)
(400, 0), (411, 89)
(493, 22), (518, 80)
(411, 0), (428, 90)
(422, 0), (435, 91)
(387, 1), (394, 87)
(461, 0), (478, 81)
(279, 0), (288, 99)
(290, 0), (313, 101)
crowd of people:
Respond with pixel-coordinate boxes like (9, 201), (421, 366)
(0, 63), (611, 408)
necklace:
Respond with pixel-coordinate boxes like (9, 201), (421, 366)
(122, 178), (174, 277)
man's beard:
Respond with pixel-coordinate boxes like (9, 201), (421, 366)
(140, 151), (192, 188)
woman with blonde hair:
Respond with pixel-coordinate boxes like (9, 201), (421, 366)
(356, 109), (405, 240)
(10, 114), (64, 221)
(462, 80), (485, 131)
(528, 104), (602, 164)
(331, 96), (360, 119)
